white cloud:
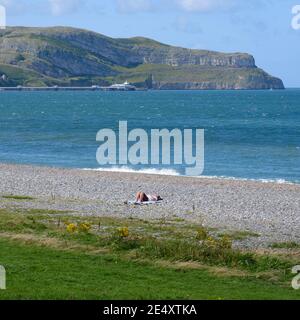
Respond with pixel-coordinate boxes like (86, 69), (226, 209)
(0, 0), (13, 7)
(0, 0), (264, 18)
(175, 16), (203, 33)
(49, 0), (83, 16)
(0, 0), (86, 16)
(0, 0), (27, 14)
(177, 0), (233, 12)
(116, 0), (154, 13)
(114, 0), (235, 14)
(0, 0), (8, 6)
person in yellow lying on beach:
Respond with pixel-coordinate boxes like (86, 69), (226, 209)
(135, 192), (163, 203)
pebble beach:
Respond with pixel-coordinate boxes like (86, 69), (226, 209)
(0, 163), (299, 248)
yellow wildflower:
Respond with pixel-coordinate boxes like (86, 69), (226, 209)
(118, 227), (129, 238)
(206, 236), (217, 247)
(79, 222), (91, 233)
(66, 223), (77, 233)
(196, 227), (208, 240)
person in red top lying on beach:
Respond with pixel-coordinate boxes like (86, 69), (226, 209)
(135, 192), (163, 203)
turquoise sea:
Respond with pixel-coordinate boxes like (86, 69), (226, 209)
(0, 90), (299, 183)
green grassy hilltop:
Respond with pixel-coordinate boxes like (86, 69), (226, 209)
(0, 26), (284, 89)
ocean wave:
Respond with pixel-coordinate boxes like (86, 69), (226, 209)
(198, 175), (297, 185)
(82, 166), (180, 176)
(81, 166), (298, 184)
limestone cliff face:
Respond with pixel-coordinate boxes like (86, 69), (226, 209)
(155, 78), (284, 90)
(0, 26), (284, 89)
(136, 47), (255, 68)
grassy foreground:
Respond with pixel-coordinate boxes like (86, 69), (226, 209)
(0, 204), (299, 300)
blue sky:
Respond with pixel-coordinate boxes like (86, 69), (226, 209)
(1, 0), (300, 87)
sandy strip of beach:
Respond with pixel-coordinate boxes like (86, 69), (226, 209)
(0, 163), (299, 248)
